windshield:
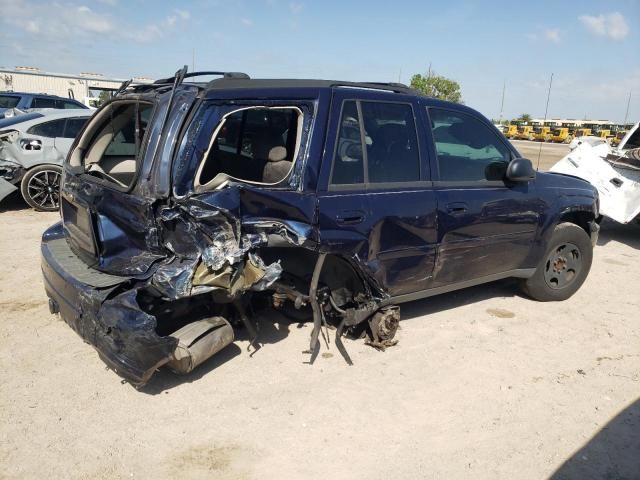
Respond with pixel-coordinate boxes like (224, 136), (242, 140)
(0, 95), (20, 109)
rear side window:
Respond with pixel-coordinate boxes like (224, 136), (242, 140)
(0, 95), (20, 108)
(61, 100), (83, 109)
(429, 108), (511, 182)
(197, 106), (302, 187)
(31, 97), (57, 108)
(63, 118), (88, 138)
(331, 100), (420, 186)
(27, 119), (66, 138)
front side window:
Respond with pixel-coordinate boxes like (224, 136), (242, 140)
(70, 101), (153, 188)
(197, 106), (302, 187)
(27, 119), (66, 138)
(331, 100), (420, 186)
(429, 108), (511, 182)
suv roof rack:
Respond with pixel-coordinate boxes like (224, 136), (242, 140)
(329, 81), (417, 95)
(203, 78), (419, 95)
(154, 70), (250, 84)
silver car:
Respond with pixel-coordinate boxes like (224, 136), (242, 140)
(0, 109), (93, 211)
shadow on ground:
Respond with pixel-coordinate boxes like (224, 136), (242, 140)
(597, 218), (640, 250)
(401, 278), (521, 321)
(551, 398), (640, 480)
(0, 191), (29, 212)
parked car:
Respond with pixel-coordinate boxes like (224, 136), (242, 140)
(0, 109), (93, 210)
(0, 92), (88, 118)
(41, 68), (600, 385)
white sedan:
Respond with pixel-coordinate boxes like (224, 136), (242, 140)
(0, 109), (93, 211)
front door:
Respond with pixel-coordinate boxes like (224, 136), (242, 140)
(317, 91), (437, 297)
(425, 107), (541, 286)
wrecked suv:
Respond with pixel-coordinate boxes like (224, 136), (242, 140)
(41, 68), (600, 386)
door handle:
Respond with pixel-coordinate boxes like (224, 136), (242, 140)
(446, 202), (468, 215)
(336, 210), (366, 225)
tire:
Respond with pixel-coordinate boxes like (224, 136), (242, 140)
(20, 164), (62, 212)
(522, 223), (593, 301)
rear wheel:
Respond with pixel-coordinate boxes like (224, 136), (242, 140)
(20, 165), (62, 211)
(522, 223), (592, 301)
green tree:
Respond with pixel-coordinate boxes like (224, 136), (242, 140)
(517, 113), (532, 123)
(410, 71), (462, 103)
(98, 90), (112, 106)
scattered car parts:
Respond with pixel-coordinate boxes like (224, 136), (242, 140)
(551, 123), (640, 224)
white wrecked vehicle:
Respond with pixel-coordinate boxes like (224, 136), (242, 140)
(551, 123), (640, 224)
(0, 109), (93, 211)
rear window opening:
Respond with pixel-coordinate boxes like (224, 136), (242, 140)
(69, 101), (153, 189)
(196, 106), (303, 189)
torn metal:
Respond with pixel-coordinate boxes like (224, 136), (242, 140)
(44, 183), (394, 386)
(41, 73), (401, 387)
(550, 124), (640, 224)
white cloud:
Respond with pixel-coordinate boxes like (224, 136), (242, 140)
(75, 5), (113, 33)
(579, 12), (629, 40)
(0, 0), (191, 44)
(125, 24), (163, 43)
(25, 20), (40, 33)
(241, 18), (254, 27)
(289, 2), (303, 14)
(175, 9), (191, 20)
(544, 28), (561, 43)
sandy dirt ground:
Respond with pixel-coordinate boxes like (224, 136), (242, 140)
(1, 158), (639, 479)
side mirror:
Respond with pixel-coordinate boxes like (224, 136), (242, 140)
(506, 157), (536, 182)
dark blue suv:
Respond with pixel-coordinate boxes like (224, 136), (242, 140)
(40, 69), (600, 385)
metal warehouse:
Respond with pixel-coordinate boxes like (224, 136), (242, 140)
(0, 66), (151, 103)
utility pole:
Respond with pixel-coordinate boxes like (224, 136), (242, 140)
(536, 73), (553, 171)
(623, 90), (632, 125)
(499, 80), (506, 124)
(398, 67), (402, 83)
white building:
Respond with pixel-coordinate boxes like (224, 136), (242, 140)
(0, 66), (152, 103)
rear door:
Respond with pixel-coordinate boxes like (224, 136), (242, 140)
(25, 118), (65, 160)
(317, 90), (437, 296)
(60, 101), (163, 274)
(425, 106), (540, 286)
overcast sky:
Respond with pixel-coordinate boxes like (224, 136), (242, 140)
(0, 0), (638, 122)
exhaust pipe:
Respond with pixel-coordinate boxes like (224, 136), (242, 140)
(167, 316), (234, 375)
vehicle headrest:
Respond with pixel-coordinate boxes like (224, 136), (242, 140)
(268, 146), (287, 162)
(449, 122), (490, 149)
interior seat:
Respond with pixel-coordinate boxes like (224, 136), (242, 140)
(262, 146), (292, 183)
